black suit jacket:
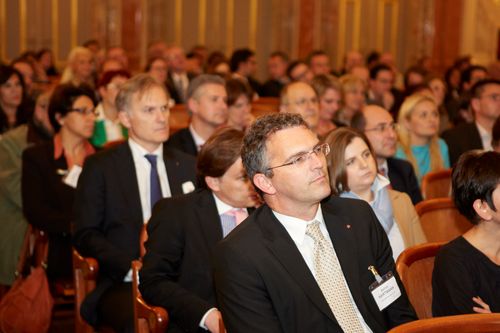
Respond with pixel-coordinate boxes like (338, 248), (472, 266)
(166, 127), (198, 157)
(22, 141), (76, 279)
(140, 189), (254, 333)
(73, 142), (196, 325)
(260, 79), (284, 97)
(387, 157), (423, 205)
(441, 122), (483, 166)
(166, 72), (196, 104)
(214, 197), (416, 333)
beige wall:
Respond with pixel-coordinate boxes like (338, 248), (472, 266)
(1, 0), (499, 79)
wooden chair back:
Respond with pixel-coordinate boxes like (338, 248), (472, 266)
(169, 104), (190, 134)
(396, 242), (444, 319)
(387, 313), (500, 333)
(132, 260), (169, 333)
(415, 198), (473, 243)
(73, 249), (99, 333)
(421, 168), (452, 200)
(251, 97), (279, 119)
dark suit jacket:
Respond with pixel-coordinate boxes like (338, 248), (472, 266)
(140, 189), (254, 333)
(22, 141), (76, 279)
(214, 197), (417, 333)
(260, 79), (284, 97)
(441, 122), (483, 166)
(73, 142), (196, 325)
(166, 72), (196, 104)
(387, 157), (423, 205)
(166, 127), (198, 157)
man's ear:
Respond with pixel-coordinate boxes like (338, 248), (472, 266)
(253, 173), (276, 195)
(470, 98), (480, 115)
(55, 113), (64, 126)
(187, 98), (198, 115)
(205, 176), (220, 192)
(472, 198), (492, 221)
(118, 111), (131, 129)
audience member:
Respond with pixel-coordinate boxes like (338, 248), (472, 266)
(460, 65), (488, 94)
(145, 56), (168, 85)
(311, 74), (340, 137)
(426, 75), (451, 133)
(73, 74), (196, 332)
(367, 64), (395, 111)
(91, 70), (131, 148)
(167, 74), (228, 156)
(140, 127), (259, 333)
(225, 78), (254, 131)
(11, 58), (36, 96)
(206, 51), (230, 77)
(214, 112), (417, 332)
(261, 51), (289, 97)
(351, 105), (423, 204)
(22, 83), (97, 282)
(325, 127), (426, 260)
(0, 90), (53, 288)
(433, 151), (500, 316)
(396, 93), (450, 182)
(350, 65), (370, 84)
(165, 46), (194, 104)
(230, 48), (261, 95)
(106, 46), (129, 70)
(279, 81), (319, 133)
(340, 50), (363, 75)
(335, 74), (365, 126)
(442, 79), (500, 165)
(0, 65), (32, 135)
(307, 50), (332, 76)
(286, 60), (313, 84)
(146, 40), (168, 61)
(403, 66), (426, 92)
(60, 46), (95, 88)
(36, 48), (58, 77)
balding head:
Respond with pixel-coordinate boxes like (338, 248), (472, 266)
(280, 81), (319, 131)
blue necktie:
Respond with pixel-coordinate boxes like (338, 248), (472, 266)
(145, 154), (162, 210)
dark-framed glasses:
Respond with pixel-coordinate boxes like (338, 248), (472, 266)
(266, 143), (330, 171)
(68, 107), (98, 116)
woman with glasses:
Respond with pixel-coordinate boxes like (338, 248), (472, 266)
(22, 83), (97, 282)
(395, 93), (450, 183)
(325, 127), (426, 260)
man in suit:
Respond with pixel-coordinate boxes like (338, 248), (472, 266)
(442, 79), (500, 165)
(73, 74), (197, 333)
(229, 48), (262, 95)
(140, 127), (259, 333)
(261, 51), (289, 97)
(165, 46), (195, 104)
(280, 81), (320, 133)
(166, 74), (228, 156)
(214, 113), (416, 332)
(352, 105), (423, 204)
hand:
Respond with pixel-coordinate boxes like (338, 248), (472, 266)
(205, 309), (226, 333)
(472, 296), (491, 313)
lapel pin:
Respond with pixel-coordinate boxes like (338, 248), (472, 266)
(346, 224), (351, 229)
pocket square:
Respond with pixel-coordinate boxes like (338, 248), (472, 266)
(182, 181), (195, 194)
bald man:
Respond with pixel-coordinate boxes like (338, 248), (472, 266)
(352, 105), (423, 204)
(279, 81), (320, 133)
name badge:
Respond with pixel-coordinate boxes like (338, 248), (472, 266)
(368, 266), (401, 311)
(63, 165), (82, 188)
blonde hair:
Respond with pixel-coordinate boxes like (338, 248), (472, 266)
(397, 93), (444, 177)
(60, 46), (94, 86)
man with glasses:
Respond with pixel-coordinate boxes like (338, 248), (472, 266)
(74, 74), (197, 333)
(351, 105), (423, 204)
(280, 81), (320, 133)
(443, 79), (500, 165)
(214, 113), (416, 332)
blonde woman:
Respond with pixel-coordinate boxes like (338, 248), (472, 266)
(60, 46), (95, 88)
(395, 93), (450, 183)
(334, 74), (365, 126)
(311, 74), (341, 137)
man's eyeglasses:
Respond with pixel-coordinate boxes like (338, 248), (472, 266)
(364, 122), (398, 134)
(68, 107), (98, 116)
(266, 143), (330, 171)
(480, 94), (500, 102)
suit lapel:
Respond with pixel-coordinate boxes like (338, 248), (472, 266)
(194, 190), (223, 255)
(258, 206), (337, 323)
(163, 146), (185, 195)
(469, 123), (484, 149)
(115, 143), (143, 223)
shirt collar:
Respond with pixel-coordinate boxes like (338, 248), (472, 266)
(273, 205), (325, 246)
(53, 133), (95, 164)
(128, 138), (163, 161)
(475, 121), (492, 150)
(212, 192), (237, 215)
(189, 124), (205, 150)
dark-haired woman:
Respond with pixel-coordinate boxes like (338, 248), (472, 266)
(22, 83), (97, 281)
(0, 65), (31, 135)
(432, 151), (500, 316)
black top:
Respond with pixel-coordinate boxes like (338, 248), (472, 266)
(432, 236), (500, 316)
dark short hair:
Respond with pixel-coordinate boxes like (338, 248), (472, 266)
(324, 127), (376, 196)
(369, 63), (392, 80)
(470, 78), (500, 99)
(97, 69), (131, 89)
(452, 151), (500, 224)
(269, 51), (289, 62)
(460, 65), (487, 88)
(242, 113), (308, 188)
(350, 111), (367, 131)
(226, 78), (253, 107)
(307, 50), (328, 65)
(197, 127), (245, 188)
(404, 66), (427, 89)
(48, 83), (97, 132)
(286, 60), (307, 81)
(229, 48), (255, 72)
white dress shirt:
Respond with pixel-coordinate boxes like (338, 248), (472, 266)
(189, 124), (205, 152)
(273, 205), (373, 333)
(95, 103), (124, 142)
(476, 122), (492, 151)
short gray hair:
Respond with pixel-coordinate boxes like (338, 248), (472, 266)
(186, 74), (225, 101)
(116, 73), (168, 113)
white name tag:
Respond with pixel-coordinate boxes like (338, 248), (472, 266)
(63, 165), (82, 188)
(369, 271), (401, 311)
